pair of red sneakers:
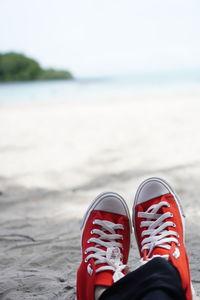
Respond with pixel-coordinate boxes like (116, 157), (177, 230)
(76, 178), (193, 300)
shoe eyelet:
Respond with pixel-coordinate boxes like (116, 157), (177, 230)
(167, 203), (170, 208)
(87, 239), (91, 244)
(177, 242), (180, 246)
(170, 213), (173, 217)
(84, 250), (88, 254)
(90, 230), (93, 234)
(84, 258), (88, 263)
(173, 223), (176, 228)
(177, 234), (180, 238)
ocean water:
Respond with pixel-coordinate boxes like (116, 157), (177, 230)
(1, 69), (200, 104)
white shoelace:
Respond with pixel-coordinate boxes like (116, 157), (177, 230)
(85, 219), (126, 282)
(138, 201), (180, 263)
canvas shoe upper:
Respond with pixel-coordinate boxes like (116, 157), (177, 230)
(77, 192), (131, 300)
(133, 177), (193, 300)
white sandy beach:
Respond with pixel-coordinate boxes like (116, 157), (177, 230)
(0, 86), (200, 299)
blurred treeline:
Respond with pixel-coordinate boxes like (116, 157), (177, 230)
(0, 52), (73, 82)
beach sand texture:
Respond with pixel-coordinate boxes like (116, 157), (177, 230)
(0, 88), (200, 299)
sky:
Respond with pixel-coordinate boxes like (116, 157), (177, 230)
(0, 0), (200, 77)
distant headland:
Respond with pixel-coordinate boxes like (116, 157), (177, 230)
(0, 52), (73, 82)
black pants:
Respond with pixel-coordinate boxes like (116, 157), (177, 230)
(100, 258), (186, 300)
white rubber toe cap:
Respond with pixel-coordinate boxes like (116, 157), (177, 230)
(81, 192), (131, 231)
(136, 178), (171, 204)
(92, 192), (128, 216)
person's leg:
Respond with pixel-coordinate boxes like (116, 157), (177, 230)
(100, 257), (186, 300)
(133, 177), (193, 300)
(141, 289), (175, 300)
(76, 192), (131, 300)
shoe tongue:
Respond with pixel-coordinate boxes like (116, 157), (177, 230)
(95, 247), (124, 286)
(95, 269), (114, 286)
(94, 245), (115, 286)
(149, 247), (170, 259)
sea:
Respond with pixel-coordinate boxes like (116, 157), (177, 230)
(1, 69), (200, 104)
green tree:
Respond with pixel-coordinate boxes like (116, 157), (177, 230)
(0, 52), (73, 82)
(0, 52), (42, 81)
(39, 68), (73, 80)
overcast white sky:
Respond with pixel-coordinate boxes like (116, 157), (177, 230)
(0, 0), (200, 77)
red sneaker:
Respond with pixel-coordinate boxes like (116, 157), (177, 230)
(76, 192), (131, 300)
(133, 177), (193, 300)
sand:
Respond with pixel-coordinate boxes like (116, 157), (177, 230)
(0, 86), (200, 299)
